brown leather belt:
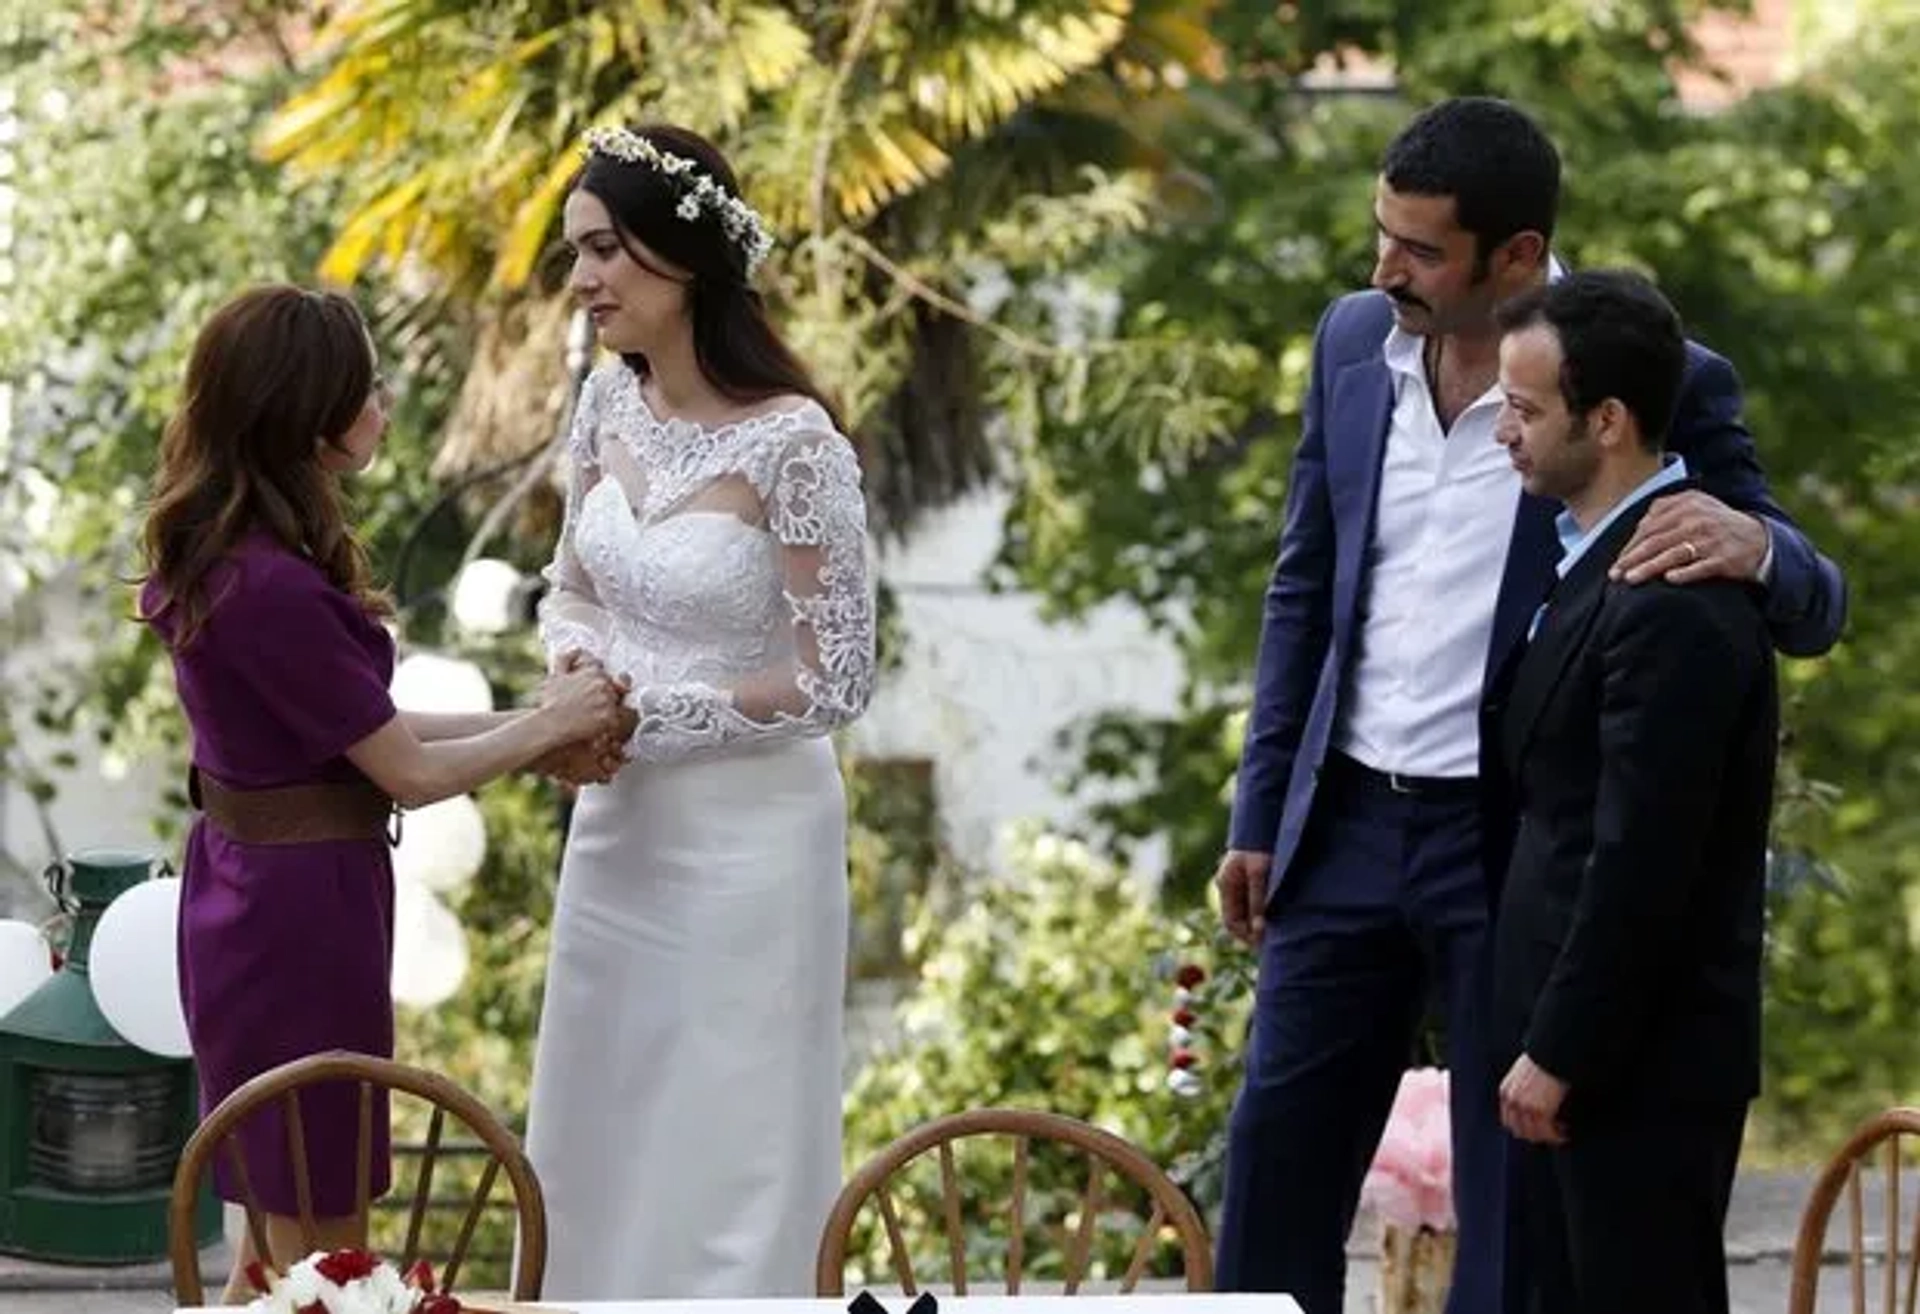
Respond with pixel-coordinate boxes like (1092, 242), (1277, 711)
(190, 766), (397, 846)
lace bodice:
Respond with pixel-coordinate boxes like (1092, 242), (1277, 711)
(538, 362), (875, 763)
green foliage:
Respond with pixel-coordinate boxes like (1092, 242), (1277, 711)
(842, 828), (1252, 1279)
(0, 6), (474, 857)
(1728, 16), (1920, 1149)
(0, 12), (316, 848)
(1, 13), (336, 527)
(846, 756), (953, 981)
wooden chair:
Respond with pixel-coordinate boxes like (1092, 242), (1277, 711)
(817, 1108), (1213, 1296)
(1789, 1107), (1920, 1314)
(168, 1050), (547, 1306)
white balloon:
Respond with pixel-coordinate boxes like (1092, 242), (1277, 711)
(89, 878), (191, 1058)
(394, 794), (488, 893)
(391, 653), (493, 716)
(450, 559), (525, 636)
(391, 880), (467, 1010)
(0, 919), (54, 1019)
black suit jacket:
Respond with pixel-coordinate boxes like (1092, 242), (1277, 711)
(1491, 483), (1778, 1112)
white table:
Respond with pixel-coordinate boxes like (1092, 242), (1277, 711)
(184, 1295), (1302, 1314)
(541, 1300), (1299, 1314)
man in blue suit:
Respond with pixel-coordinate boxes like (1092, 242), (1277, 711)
(1210, 98), (1845, 1314)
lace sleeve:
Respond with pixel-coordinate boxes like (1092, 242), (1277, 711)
(621, 426), (876, 763)
(536, 368), (617, 672)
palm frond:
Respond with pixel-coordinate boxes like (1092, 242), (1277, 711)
(887, 2), (1131, 139)
(495, 148), (589, 290)
(318, 172), (432, 286)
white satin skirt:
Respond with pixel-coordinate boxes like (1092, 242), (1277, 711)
(524, 735), (849, 1299)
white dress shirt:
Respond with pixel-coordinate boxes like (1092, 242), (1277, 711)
(1334, 324), (1521, 779)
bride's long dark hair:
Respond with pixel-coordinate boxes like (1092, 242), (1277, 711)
(574, 124), (842, 431)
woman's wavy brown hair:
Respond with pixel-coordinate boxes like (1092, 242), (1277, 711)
(140, 285), (390, 648)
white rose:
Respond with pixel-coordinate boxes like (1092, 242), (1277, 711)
(316, 1280), (354, 1314)
(362, 1263), (417, 1313)
(248, 1290), (298, 1314)
(280, 1263), (327, 1310)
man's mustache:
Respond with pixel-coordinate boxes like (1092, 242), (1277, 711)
(1386, 287), (1430, 312)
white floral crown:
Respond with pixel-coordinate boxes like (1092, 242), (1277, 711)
(583, 126), (775, 276)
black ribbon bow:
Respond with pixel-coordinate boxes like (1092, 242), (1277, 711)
(848, 1292), (938, 1314)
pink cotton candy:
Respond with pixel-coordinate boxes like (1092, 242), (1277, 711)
(1360, 1067), (1455, 1233)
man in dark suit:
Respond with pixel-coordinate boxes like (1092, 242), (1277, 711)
(1211, 98), (1844, 1314)
(1488, 270), (1772, 1314)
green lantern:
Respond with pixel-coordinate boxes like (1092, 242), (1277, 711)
(0, 848), (219, 1263)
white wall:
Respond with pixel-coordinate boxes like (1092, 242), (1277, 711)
(849, 488), (1185, 879)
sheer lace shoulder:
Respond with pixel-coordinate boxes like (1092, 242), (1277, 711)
(753, 424), (872, 723)
(535, 363), (621, 667)
(570, 362), (620, 460)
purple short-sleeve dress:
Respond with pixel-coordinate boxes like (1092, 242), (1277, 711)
(144, 530), (400, 1217)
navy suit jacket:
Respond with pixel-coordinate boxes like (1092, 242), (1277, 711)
(1228, 290), (1846, 902)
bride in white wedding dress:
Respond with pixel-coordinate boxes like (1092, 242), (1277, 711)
(522, 123), (875, 1300)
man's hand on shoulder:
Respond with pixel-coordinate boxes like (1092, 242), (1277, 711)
(1215, 850), (1274, 947)
(1612, 490), (1770, 587)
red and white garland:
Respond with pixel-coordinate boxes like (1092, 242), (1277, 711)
(243, 1248), (461, 1314)
(1166, 961), (1206, 1098)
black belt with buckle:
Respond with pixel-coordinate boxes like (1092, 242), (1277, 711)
(1324, 751), (1479, 802)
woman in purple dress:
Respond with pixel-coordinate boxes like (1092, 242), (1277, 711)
(139, 285), (623, 1300)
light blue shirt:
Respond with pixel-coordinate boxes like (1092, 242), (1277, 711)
(1556, 455), (1691, 580)
(1528, 456), (1690, 643)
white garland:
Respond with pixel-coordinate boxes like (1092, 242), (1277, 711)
(583, 126), (775, 275)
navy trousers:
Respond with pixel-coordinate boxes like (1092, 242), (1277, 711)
(1214, 762), (1505, 1314)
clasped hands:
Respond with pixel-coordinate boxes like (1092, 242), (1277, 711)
(536, 649), (637, 787)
